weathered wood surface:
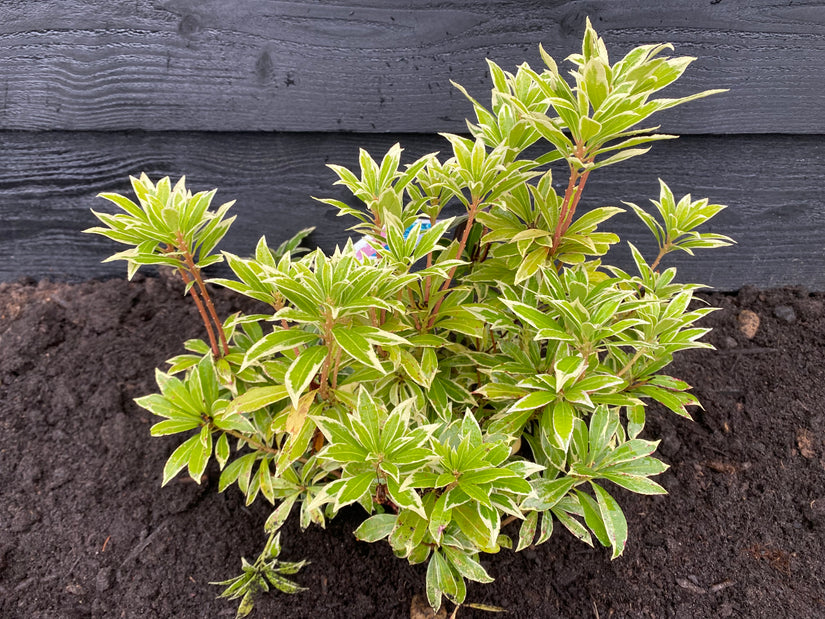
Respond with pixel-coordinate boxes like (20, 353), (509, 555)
(2, 0), (824, 133)
(1, 131), (821, 290)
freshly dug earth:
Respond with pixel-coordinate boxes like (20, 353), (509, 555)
(1, 276), (823, 619)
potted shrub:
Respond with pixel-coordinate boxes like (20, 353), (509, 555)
(87, 19), (732, 616)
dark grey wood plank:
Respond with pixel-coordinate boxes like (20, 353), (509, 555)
(2, 0), (824, 133)
(1, 131), (822, 289)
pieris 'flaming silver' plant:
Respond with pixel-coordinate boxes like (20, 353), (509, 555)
(87, 19), (732, 617)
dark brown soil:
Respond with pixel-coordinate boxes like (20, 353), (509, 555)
(1, 276), (824, 619)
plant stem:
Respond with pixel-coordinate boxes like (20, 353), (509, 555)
(331, 348), (342, 391)
(176, 266), (220, 357)
(176, 232), (229, 356)
(502, 515), (518, 528)
(618, 349), (644, 377)
(649, 243), (670, 272)
(560, 169), (590, 234)
(553, 166), (580, 250)
(221, 427), (279, 456)
(426, 200), (479, 329)
(552, 165), (591, 251)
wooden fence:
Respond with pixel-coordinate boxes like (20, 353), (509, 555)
(1, 1), (823, 289)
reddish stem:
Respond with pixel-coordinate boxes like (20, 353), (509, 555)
(552, 143), (594, 252)
(560, 169), (591, 235)
(426, 201), (479, 329)
(177, 267), (220, 357)
(649, 243), (670, 272)
(176, 233), (229, 356)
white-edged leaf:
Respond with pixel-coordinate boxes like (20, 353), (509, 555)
(333, 327), (386, 373)
(354, 513), (398, 542)
(284, 346), (328, 407)
(591, 482), (628, 558)
(162, 433), (201, 486)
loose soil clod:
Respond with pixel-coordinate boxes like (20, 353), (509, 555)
(1, 278), (824, 618)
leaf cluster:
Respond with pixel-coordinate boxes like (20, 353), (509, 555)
(89, 18), (732, 616)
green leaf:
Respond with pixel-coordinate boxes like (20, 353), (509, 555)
(277, 413), (317, 473)
(523, 476), (576, 511)
(426, 550), (444, 612)
(389, 507), (429, 557)
(333, 327), (386, 373)
(590, 147), (651, 171)
(537, 511), (554, 545)
(452, 502), (498, 553)
(551, 503), (592, 547)
(511, 390), (557, 414)
(591, 482), (628, 558)
(553, 400), (575, 451)
(334, 471), (375, 509)
(576, 489), (610, 548)
(443, 546), (494, 583)
(599, 472), (667, 495)
(354, 513), (398, 542)
(428, 491), (453, 545)
(221, 452), (259, 494)
(162, 433), (201, 486)
(486, 404), (536, 438)
(187, 425), (212, 483)
(150, 418), (201, 436)
(635, 384), (695, 418)
(258, 459), (276, 504)
(514, 245), (548, 283)
(284, 346), (328, 408)
(215, 432), (230, 469)
(517, 510), (538, 551)
(237, 591), (255, 618)
(263, 569), (306, 594)
(627, 404), (646, 439)
(264, 494), (299, 533)
(136, 393), (194, 420)
(243, 329), (319, 367)
(229, 385), (289, 414)
(386, 476), (427, 519)
(554, 355), (587, 391)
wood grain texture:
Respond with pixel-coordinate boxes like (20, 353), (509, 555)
(2, 0), (824, 133)
(1, 130), (822, 289)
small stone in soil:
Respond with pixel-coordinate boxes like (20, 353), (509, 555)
(722, 335), (738, 349)
(773, 305), (796, 323)
(796, 429), (816, 459)
(660, 433), (682, 458)
(737, 310), (760, 339)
